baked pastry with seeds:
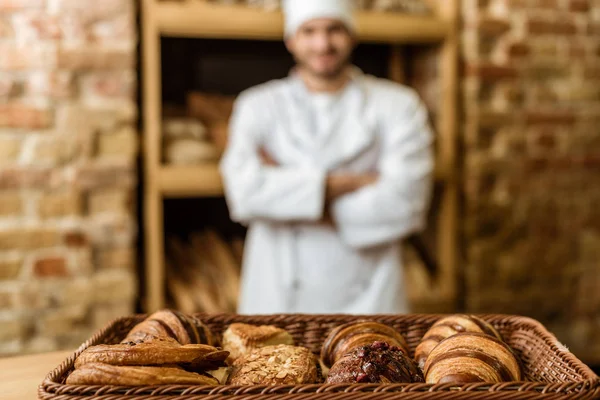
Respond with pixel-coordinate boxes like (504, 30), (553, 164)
(222, 323), (294, 363)
(227, 344), (319, 385)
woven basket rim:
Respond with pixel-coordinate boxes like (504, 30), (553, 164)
(39, 313), (600, 399)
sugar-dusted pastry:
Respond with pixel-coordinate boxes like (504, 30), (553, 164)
(74, 337), (228, 371)
(424, 332), (521, 384)
(122, 309), (215, 345)
(321, 321), (408, 368)
(222, 323), (294, 363)
(227, 344), (319, 385)
(326, 341), (424, 384)
(66, 363), (219, 386)
(415, 314), (503, 369)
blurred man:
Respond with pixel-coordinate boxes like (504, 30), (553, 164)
(220, 0), (434, 314)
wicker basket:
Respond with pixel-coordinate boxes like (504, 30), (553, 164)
(39, 313), (600, 400)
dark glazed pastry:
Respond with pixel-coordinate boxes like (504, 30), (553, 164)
(424, 332), (521, 384)
(321, 321), (408, 368)
(326, 341), (424, 384)
(415, 315), (503, 370)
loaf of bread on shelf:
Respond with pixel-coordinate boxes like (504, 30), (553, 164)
(424, 332), (521, 384)
(321, 321), (408, 368)
(122, 309), (216, 346)
(66, 363), (220, 386)
(415, 314), (503, 369)
(326, 341), (424, 384)
(227, 344), (320, 385)
(222, 323), (294, 363)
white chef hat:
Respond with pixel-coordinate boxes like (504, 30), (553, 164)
(283, 0), (356, 37)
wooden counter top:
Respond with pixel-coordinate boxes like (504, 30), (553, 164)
(0, 350), (73, 400)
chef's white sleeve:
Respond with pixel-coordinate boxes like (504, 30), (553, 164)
(331, 94), (434, 249)
(220, 93), (327, 223)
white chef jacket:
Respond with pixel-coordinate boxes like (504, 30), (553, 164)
(220, 68), (434, 314)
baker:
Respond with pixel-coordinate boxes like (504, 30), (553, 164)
(220, 0), (434, 314)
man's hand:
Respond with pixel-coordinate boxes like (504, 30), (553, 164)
(259, 147), (278, 166)
(325, 173), (378, 203)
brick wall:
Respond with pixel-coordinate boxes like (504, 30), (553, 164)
(0, 0), (138, 355)
(462, 0), (600, 363)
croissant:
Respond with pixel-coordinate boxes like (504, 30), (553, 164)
(321, 321), (408, 368)
(424, 332), (521, 384)
(122, 309), (215, 345)
(66, 363), (220, 386)
(415, 315), (503, 369)
(75, 338), (228, 371)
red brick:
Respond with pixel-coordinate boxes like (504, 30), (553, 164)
(0, 104), (52, 129)
(477, 17), (512, 36)
(0, 43), (57, 70)
(12, 13), (62, 41)
(0, 17), (13, 38)
(33, 257), (69, 278)
(532, 0), (559, 7)
(74, 163), (136, 189)
(89, 15), (135, 44)
(0, 76), (18, 98)
(26, 71), (74, 99)
(58, 46), (135, 70)
(508, 42), (531, 58)
(81, 72), (135, 100)
(466, 63), (519, 80)
(527, 18), (578, 35)
(0, 168), (53, 189)
(570, 0), (590, 11)
(526, 111), (577, 125)
(584, 66), (600, 79)
(0, 0), (44, 11)
(64, 232), (88, 248)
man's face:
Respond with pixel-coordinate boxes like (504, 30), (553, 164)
(286, 18), (355, 79)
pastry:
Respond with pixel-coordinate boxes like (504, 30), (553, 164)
(222, 323), (294, 363)
(424, 332), (521, 384)
(326, 341), (423, 384)
(415, 315), (503, 369)
(122, 309), (215, 346)
(321, 321), (408, 368)
(75, 337), (228, 371)
(66, 363), (219, 386)
(227, 344), (319, 385)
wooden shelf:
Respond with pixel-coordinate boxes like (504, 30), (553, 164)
(157, 162), (453, 199)
(155, 1), (451, 43)
(158, 164), (223, 198)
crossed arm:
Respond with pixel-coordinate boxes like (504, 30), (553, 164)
(220, 92), (433, 249)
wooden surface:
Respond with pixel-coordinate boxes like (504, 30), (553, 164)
(155, 0), (451, 43)
(0, 351), (72, 400)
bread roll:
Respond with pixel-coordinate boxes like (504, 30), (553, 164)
(321, 321), (408, 368)
(326, 341), (424, 384)
(424, 332), (521, 384)
(415, 315), (502, 369)
(227, 345), (319, 385)
(222, 323), (294, 363)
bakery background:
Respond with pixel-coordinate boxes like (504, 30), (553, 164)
(0, 0), (598, 373)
